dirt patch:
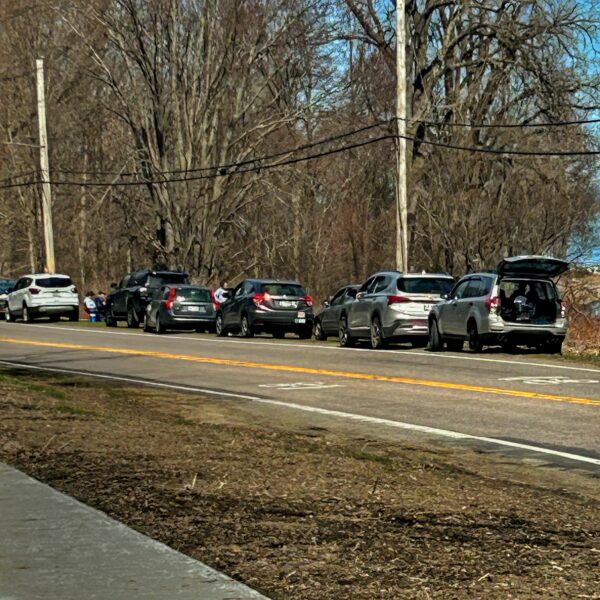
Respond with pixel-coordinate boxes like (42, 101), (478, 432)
(0, 369), (598, 599)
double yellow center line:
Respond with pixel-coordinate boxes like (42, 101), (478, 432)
(1, 336), (598, 407)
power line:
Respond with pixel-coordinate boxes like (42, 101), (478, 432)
(0, 130), (598, 192)
(395, 115), (600, 129)
(0, 170), (39, 184)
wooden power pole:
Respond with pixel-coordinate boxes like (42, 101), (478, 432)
(395, 0), (408, 272)
(36, 58), (55, 274)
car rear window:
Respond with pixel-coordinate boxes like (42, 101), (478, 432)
(35, 277), (73, 288)
(148, 274), (188, 288)
(260, 283), (307, 296)
(176, 288), (211, 302)
(397, 277), (454, 296)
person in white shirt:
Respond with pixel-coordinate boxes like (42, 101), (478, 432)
(214, 280), (229, 304)
(83, 292), (98, 319)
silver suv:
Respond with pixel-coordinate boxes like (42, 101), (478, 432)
(339, 272), (454, 349)
(428, 256), (568, 354)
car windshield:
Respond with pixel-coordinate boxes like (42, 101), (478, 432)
(0, 280), (15, 293)
(35, 277), (73, 288)
(397, 277), (453, 296)
(260, 283), (307, 296)
(148, 274), (188, 288)
(175, 288), (211, 302)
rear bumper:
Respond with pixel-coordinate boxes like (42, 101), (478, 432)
(487, 316), (567, 336)
(385, 316), (429, 338)
(162, 314), (215, 328)
(29, 304), (78, 316)
(250, 309), (313, 330)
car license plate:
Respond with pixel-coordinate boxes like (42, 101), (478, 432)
(297, 311), (306, 318)
(188, 306), (204, 312)
(295, 318), (306, 324)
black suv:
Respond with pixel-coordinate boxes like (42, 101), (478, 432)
(106, 269), (189, 328)
(215, 279), (314, 339)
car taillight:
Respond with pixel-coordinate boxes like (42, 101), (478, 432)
(253, 292), (272, 307)
(303, 295), (313, 307)
(560, 301), (567, 318)
(165, 288), (176, 310)
(29, 287), (40, 295)
(387, 295), (411, 305)
(485, 296), (500, 313)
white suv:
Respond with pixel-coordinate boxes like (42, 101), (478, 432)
(7, 274), (79, 322)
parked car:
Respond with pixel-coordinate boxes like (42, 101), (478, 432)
(340, 272), (455, 349)
(428, 255), (569, 354)
(105, 269), (189, 328)
(0, 279), (16, 320)
(143, 284), (216, 334)
(6, 274), (79, 322)
(215, 279), (313, 339)
(313, 284), (359, 341)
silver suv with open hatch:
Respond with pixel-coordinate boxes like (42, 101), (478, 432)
(428, 256), (568, 354)
(339, 272), (454, 349)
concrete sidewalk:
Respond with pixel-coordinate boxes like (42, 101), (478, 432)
(0, 462), (268, 599)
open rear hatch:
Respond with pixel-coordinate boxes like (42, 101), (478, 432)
(497, 256), (568, 279)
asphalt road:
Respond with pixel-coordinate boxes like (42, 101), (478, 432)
(1, 321), (599, 470)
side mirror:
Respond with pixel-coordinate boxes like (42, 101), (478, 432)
(323, 300), (330, 308)
(110, 282), (117, 289)
(441, 293), (448, 300)
(356, 291), (365, 301)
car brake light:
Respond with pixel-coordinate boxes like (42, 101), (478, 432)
(29, 287), (40, 295)
(253, 293), (265, 307)
(165, 288), (176, 310)
(303, 295), (313, 307)
(387, 295), (411, 305)
(560, 301), (567, 318)
(485, 296), (500, 313)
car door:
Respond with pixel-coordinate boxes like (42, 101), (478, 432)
(440, 279), (470, 336)
(223, 282), (245, 327)
(349, 277), (375, 331)
(321, 287), (347, 334)
(149, 286), (168, 327)
(8, 278), (24, 313)
(351, 276), (384, 331)
(113, 275), (131, 316)
(454, 278), (483, 336)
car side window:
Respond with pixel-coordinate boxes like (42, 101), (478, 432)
(464, 278), (482, 298)
(234, 283), (244, 298)
(358, 277), (374, 294)
(119, 275), (129, 289)
(451, 279), (470, 300)
(344, 288), (357, 303)
(13, 279), (22, 291)
(330, 289), (346, 306)
(242, 281), (254, 295)
(372, 276), (389, 294)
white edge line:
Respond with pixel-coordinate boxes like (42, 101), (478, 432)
(1, 359), (598, 468)
(5, 322), (600, 374)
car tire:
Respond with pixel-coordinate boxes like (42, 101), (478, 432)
(5, 308), (12, 322)
(127, 304), (139, 328)
(143, 315), (152, 332)
(22, 304), (32, 323)
(240, 314), (254, 338)
(154, 316), (164, 334)
(215, 313), (226, 337)
(546, 338), (563, 355)
(370, 316), (386, 349)
(446, 339), (464, 352)
(105, 308), (117, 327)
(313, 320), (327, 341)
(339, 316), (355, 347)
(428, 319), (443, 351)
(468, 323), (483, 353)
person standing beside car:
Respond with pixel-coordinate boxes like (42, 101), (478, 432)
(83, 291), (98, 321)
(214, 280), (229, 304)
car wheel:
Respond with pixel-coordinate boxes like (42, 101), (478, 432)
(154, 316), (164, 334)
(215, 313), (226, 337)
(370, 316), (386, 349)
(339, 316), (355, 347)
(127, 304), (139, 328)
(143, 315), (152, 332)
(22, 304), (32, 323)
(546, 338), (563, 355)
(446, 339), (464, 352)
(468, 323), (483, 353)
(105, 308), (117, 327)
(240, 314), (254, 338)
(428, 319), (443, 351)
(298, 327), (312, 340)
(5, 308), (12, 322)
(313, 319), (327, 341)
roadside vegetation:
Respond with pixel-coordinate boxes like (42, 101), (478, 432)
(0, 370), (598, 599)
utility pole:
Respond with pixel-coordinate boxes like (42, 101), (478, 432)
(36, 58), (55, 274)
(395, 0), (408, 272)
